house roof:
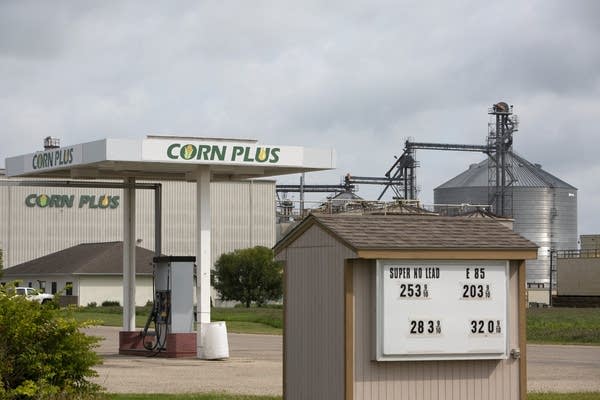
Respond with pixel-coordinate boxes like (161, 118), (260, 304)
(274, 214), (538, 256)
(1, 242), (158, 276)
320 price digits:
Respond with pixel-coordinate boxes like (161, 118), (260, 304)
(409, 319), (442, 335)
(399, 283), (429, 298)
(470, 319), (502, 334)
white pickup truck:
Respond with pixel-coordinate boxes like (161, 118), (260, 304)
(15, 287), (54, 304)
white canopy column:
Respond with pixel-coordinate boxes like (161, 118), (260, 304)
(195, 166), (211, 358)
(122, 177), (136, 331)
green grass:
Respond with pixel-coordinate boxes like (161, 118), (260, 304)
(65, 305), (283, 335)
(211, 307), (282, 335)
(107, 395), (280, 400)
(68, 305), (600, 343)
(106, 393), (600, 400)
(64, 305), (153, 328)
(528, 393), (600, 400)
(527, 307), (600, 345)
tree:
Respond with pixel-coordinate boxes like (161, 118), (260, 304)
(0, 282), (102, 399)
(0, 248), (3, 279)
(212, 246), (283, 307)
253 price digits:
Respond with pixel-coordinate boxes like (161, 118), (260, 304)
(470, 319), (502, 335)
(409, 319), (442, 335)
(399, 283), (429, 299)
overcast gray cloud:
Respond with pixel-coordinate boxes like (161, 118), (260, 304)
(1, 0), (599, 234)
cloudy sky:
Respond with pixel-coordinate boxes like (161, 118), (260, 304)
(1, 1), (598, 235)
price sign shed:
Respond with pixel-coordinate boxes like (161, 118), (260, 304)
(274, 214), (537, 400)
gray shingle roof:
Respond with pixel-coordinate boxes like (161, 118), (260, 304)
(1, 242), (156, 276)
(297, 214), (538, 250)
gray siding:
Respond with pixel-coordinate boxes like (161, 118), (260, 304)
(0, 178), (275, 269)
(283, 224), (356, 400)
(557, 258), (600, 296)
(0, 183), (122, 267)
(352, 259), (522, 400)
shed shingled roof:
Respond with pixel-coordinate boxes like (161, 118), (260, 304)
(275, 214), (538, 252)
(1, 242), (156, 276)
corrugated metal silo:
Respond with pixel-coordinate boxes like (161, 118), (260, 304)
(434, 152), (578, 287)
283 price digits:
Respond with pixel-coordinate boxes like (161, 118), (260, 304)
(409, 319), (442, 335)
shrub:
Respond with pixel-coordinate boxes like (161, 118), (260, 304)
(87, 302), (97, 308)
(212, 246), (283, 308)
(0, 282), (103, 399)
(101, 300), (120, 307)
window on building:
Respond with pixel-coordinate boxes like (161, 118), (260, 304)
(28, 282), (32, 288)
(38, 281), (46, 292)
(51, 282), (57, 294)
(65, 282), (73, 296)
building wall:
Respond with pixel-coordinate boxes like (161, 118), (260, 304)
(0, 274), (154, 306)
(580, 235), (600, 251)
(0, 274), (75, 295)
(557, 258), (600, 296)
(78, 275), (153, 306)
(0, 176), (275, 268)
(280, 224), (356, 400)
(0, 183), (122, 268)
(352, 259), (522, 400)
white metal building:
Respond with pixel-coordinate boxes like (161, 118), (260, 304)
(0, 169), (276, 305)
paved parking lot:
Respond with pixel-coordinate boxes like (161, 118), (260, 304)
(87, 326), (282, 395)
(87, 326), (600, 395)
(527, 344), (600, 393)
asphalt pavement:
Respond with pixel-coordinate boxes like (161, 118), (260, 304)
(527, 344), (600, 393)
(85, 326), (600, 395)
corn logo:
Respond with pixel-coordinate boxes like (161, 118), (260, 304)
(25, 194), (119, 209)
(38, 194), (49, 207)
(100, 195), (110, 208)
(257, 148), (268, 162)
(182, 144), (195, 160)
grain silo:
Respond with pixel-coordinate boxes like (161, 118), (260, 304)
(434, 152), (577, 303)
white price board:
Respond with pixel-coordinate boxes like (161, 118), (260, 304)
(376, 260), (508, 361)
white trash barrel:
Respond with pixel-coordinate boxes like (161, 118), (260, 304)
(202, 321), (229, 360)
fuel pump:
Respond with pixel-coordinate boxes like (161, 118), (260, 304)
(142, 256), (195, 353)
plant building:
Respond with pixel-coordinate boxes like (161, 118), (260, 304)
(0, 169), (276, 306)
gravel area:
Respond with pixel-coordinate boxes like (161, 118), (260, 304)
(85, 326), (282, 395)
(84, 326), (600, 395)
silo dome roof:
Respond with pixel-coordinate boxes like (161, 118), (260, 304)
(436, 152), (576, 190)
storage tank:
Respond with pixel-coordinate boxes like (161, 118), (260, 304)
(434, 152), (578, 290)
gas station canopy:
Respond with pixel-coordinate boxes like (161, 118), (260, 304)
(6, 135), (335, 359)
(6, 136), (336, 180)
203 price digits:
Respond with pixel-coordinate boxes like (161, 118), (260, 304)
(461, 284), (491, 299)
